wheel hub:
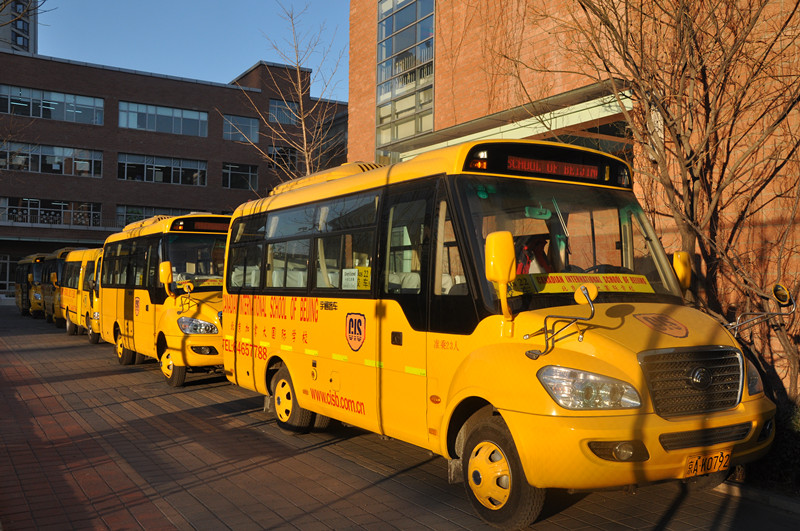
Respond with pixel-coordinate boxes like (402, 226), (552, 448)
(468, 441), (511, 510)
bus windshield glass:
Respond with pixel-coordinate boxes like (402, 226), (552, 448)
(456, 175), (683, 312)
(166, 233), (227, 292)
(31, 262), (44, 283)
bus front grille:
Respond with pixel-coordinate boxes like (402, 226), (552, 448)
(639, 347), (742, 418)
(659, 422), (752, 450)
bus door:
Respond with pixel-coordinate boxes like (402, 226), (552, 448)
(126, 237), (160, 357)
(80, 258), (95, 322)
(225, 214), (267, 390)
(377, 181), (435, 448)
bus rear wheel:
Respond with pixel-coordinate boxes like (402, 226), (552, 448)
(463, 415), (544, 530)
(115, 334), (135, 365)
(86, 315), (100, 344)
(271, 367), (313, 433)
(161, 351), (187, 387)
(66, 313), (78, 335)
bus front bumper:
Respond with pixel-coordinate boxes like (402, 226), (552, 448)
(500, 395), (776, 491)
(163, 333), (224, 368)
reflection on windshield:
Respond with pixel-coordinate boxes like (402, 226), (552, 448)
(457, 175), (683, 312)
(166, 234), (227, 292)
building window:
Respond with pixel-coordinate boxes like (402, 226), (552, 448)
(223, 162), (258, 190)
(119, 101), (208, 137)
(116, 205), (192, 227)
(1, 197), (102, 227)
(13, 33), (29, 50)
(269, 99), (299, 125)
(223, 115), (259, 143)
(267, 146), (299, 172)
(376, 0), (434, 148)
(0, 142), (102, 177)
(117, 153), (207, 186)
(0, 85), (104, 125)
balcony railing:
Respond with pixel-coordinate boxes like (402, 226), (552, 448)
(0, 206), (122, 230)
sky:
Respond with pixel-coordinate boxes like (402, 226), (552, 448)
(36, 0), (351, 101)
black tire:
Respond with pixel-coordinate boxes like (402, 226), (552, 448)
(271, 367), (314, 433)
(312, 413), (333, 431)
(161, 351), (187, 387)
(682, 469), (731, 492)
(86, 315), (100, 344)
(65, 313), (78, 335)
(115, 333), (135, 365)
(462, 415), (544, 530)
(44, 306), (53, 323)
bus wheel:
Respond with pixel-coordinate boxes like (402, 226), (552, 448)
(271, 367), (313, 433)
(161, 351), (187, 387)
(463, 415), (544, 530)
(115, 334), (135, 365)
(65, 314), (78, 335)
(44, 306), (53, 323)
(86, 316), (100, 344)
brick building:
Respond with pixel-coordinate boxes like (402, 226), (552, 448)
(349, 0), (631, 164)
(0, 49), (347, 295)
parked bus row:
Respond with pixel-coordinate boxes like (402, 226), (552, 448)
(12, 140), (796, 529)
(14, 213), (230, 387)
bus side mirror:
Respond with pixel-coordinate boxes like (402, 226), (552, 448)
(485, 231), (516, 321)
(159, 261), (176, 298)
(773, 284), (794, 308)
(27, 273), (33, 283)
(673, 251), (692, 291)
(50, 271), (58, 286)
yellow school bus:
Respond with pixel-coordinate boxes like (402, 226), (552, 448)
(41, 247), (84, 327)
(14, 253), (48, 317)
(62, 248), (103, 342)
(100, 214), (230, 386)
(221, 140), (780, 529)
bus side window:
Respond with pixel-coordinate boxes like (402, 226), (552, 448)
(385, 199), (428, 295)
(430, 197), (479, 334)
(380, 184), (433, 331)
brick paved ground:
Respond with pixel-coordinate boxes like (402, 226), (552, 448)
(1, 303), (799, 530)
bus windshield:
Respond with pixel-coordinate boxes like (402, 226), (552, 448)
(456, 175), (684, 312)
(31, 262), (44, 283)
(166, 233), (227, 292)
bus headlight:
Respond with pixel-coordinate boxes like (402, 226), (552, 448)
(177, 317), (218, 335)
(745, 358), (764, 396)
(34, 293), (42, 300)
(538, 366), (641, 410)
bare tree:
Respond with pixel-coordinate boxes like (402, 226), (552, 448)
(487, 0), (800, 400)
(0, 0), (46, 28)
(224, 1), (346, 185)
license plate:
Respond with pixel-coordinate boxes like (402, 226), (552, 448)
(685, 450), (731, 478)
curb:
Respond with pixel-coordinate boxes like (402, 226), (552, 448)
(715, 481), (800, 515)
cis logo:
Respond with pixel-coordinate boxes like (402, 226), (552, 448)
(346, 313), (366, 351)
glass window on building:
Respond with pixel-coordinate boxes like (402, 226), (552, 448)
(119, 101), (208, 137)
(269, 100), (300, 125)
(375, 0), (434, 149)
(223, 162), (258, 190)
(267, 146), (299, 172)
(0, 85), (104, 125)
(117, 153), (207, 186)
(223, 115), (259, 143)
(0, 142), (102, 177)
